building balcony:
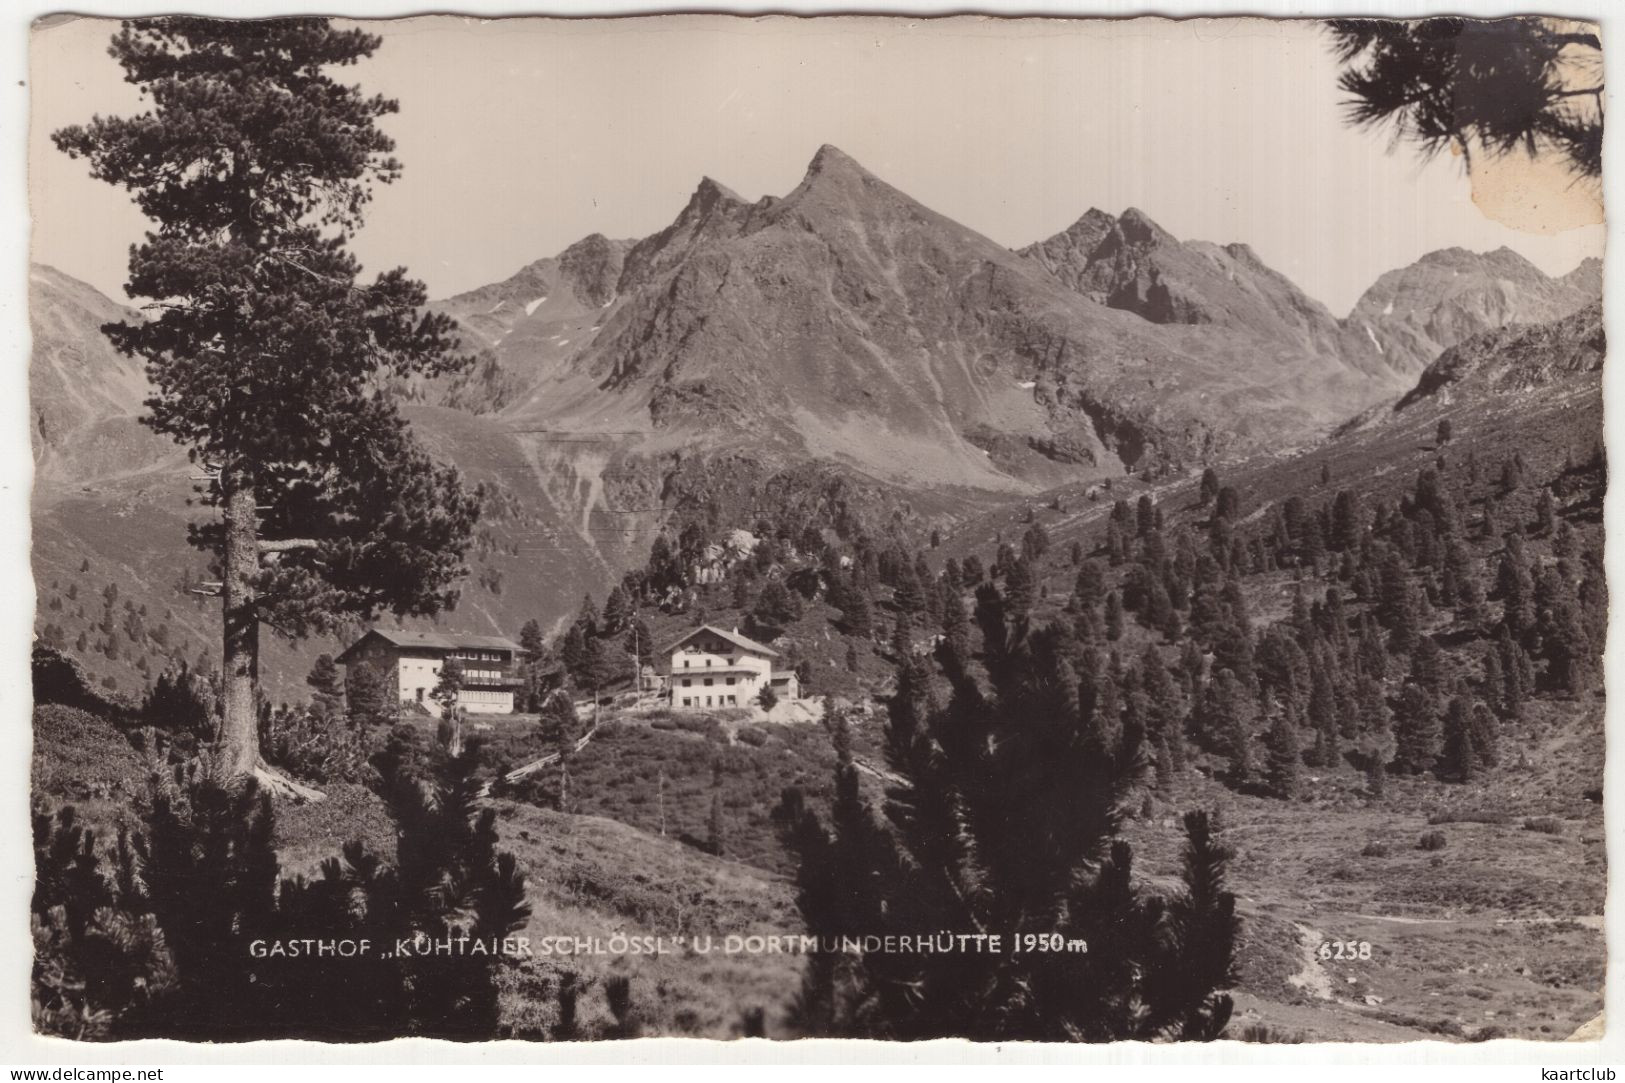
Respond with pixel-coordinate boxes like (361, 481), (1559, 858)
(461, 674), (522, 689)
(666, 663), (766, 677)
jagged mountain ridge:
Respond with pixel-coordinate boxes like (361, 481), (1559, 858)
(431, 232), (634, 351)
(1019, 210), (1601, 386)
(1342, 246), (1599, 377)
(469, 145), (1408, 494)
(1017, 207), (1355, 372)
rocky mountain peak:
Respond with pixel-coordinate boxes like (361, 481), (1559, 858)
(685, 175), (747, 216)
(779, 144), (902, 214)
(1114, 207), (1172, 247)
(804, 143), (868, 180)
(1055, 208), (1118, 252)
(1562, 256), (1603, 294)
(558, 233), (627, 309)
(1343, 244), (1602, 377)
(1016, 209), (1116, 294)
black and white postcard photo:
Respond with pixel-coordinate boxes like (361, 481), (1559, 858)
(17, 2), (1613, 1059)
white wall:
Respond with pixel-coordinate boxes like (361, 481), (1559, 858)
(397, 655), (440, 706)
(361, 647), (514, 714)
(668, 637), (771, 709)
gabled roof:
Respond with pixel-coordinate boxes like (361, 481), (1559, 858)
(664, 624), (779, 658)
(337, 628), (522, 664)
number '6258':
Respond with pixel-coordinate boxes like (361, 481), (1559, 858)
(1318, 940), (1372, 960)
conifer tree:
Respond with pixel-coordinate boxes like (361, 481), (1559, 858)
(1351, 673), (1395, 779)
(334, 655), (388, 730)
(1178, 639), (1207, 699)
(840, 573), (875, 637)
(601, 585), (631, 635)
(1470, 701), (1500, 768)
(892, 559), (928, 616)
(890, 610), (915, 660)
(519, 619), (545, 662)
(1377, 550), (1420, 653)
(574, 594), (600, 641)
(1330, 490), (1364, 552)
(1365, 759), (1387, 798)
(72, 743), (531, 1039)
(305, 654), (345, 722)
(1263, 694), (1302, 800)
(1199, 468), (1221, 507)
(1210, 670), (1257, 788)
(1104, 590), (1124, 642)
(1392, 682), (1441, 774)
(916, 553), (943, 625)
(625, 616), (654, 672)
(559, 625), (589, 688)
(54, 19), (481, 777)
(431, 658), (465, 753)
(1140, 645), (1185, 755)
(938, 585), (972, 680)
(1209, 621), (1256, 689)
(1356, 614), (1388, 680)
(1533, 563), (1591, 694)
(1023, 522), (1052, 561)
(751, 580), (802, 639)
(1003, 557), (1036, 627)
(1073, 559), (1107, 611)
(1500, 455), (1523, 496)
(1440, 694), (1478, 782)
(1105, 519), (1128, 565)
(782, 617), (1237, 1039)
(1497, 626), (1532, 721)
(1306, 663), (1338, 750)
(1535, 488), (1558, 535)
(1481, 646), (1506, 717)
(538, 687), (581, 751)
(1408, 635), (1444, 696)
(737, 569), (760, 611)
(1154, 733), (1177, 790)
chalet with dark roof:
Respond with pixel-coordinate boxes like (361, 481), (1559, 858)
(337, 628), (523, 714)
(664, 624), (799, 709)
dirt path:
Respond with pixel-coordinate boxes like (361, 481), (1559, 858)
(1285, 923), (1334, 1001)
(478, 721), (601, 798)
(1349, 911), (1604, 930)
(1347, 913), (1455, 925)
(853, 756), (905, 786)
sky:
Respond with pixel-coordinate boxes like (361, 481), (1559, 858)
(29, 13), (1605, 317)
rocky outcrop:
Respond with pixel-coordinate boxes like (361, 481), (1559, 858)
(1342, 246), (1600, 379)
(1396, 302), (1604, 411)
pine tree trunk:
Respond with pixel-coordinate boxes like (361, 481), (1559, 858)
(220, 478), (261, 776)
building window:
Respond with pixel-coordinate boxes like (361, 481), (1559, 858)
(727, 696), (737, 706)
(683, 679), (691, 688)
(704, 678), (713, 687)
(683, 697), (692, 707)
(706, 696), (713, 706)
(684, 659), (691, 668)
(726, 677), (736, 686)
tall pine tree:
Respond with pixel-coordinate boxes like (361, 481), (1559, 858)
(54, 20), (479, 778)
